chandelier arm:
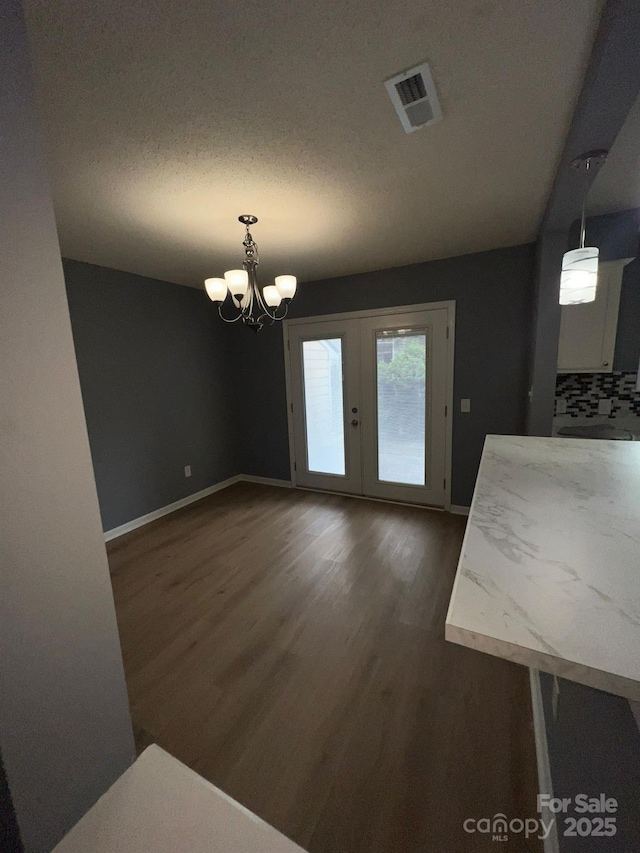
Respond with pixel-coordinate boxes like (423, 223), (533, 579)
(252, 275), (290, 323)
(250, 267), (279, 324)
(254, 279), (270, 315)
(242, 268), (259, 324)
(217, 302), (245, 323)
(255, 302), (277, 324)
(243, 282), (252, 321)
(256, 301), (290, 324)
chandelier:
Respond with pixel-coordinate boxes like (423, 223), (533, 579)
(204, 215), (297, 332)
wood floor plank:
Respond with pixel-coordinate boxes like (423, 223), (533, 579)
(108, 483), (541, 852)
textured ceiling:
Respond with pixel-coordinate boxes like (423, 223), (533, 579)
(24, 0), (604, 288)
(589, 94), (640, 216)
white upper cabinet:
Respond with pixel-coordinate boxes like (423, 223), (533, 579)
(557, 258), (633, 373)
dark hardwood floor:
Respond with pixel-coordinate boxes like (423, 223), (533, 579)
(108, 483), (541, 852)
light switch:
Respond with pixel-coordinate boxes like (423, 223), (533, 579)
(598, 398), (612, 415)
(556, 398), (567, 415)
(460, 399), (471, 413)
(184, 465), (192, 477)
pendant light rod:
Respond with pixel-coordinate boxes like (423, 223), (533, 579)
(579, 161), (588, 249)
(570, 149), (608, 249)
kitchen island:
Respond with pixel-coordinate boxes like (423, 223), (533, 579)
(446, 435), (640, 701)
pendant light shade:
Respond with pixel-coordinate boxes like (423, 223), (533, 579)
(224, 269), (249, 299)
(275, 275), (297, 301)
(559, 247), (599, 305)
(262, 285), (282, 307)
(204, 277), (227, 304)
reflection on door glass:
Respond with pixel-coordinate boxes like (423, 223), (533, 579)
(376, 330), (426, 485)
(302, 338), (346, 476)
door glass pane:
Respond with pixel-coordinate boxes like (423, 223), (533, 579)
(302, 338), (346, 475)
(376, 330), (426, 485)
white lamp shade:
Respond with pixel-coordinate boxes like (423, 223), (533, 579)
(224, 269), (249, 298)
(275, 275), (297, 300)
(204, 277), (227, 303)
(559, 247), (599, 305)
(263, 285), (282, 307)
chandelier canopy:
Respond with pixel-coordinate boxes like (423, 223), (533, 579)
(204, 215), (296, 332)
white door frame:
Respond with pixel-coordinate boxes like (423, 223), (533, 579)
(283, 300), (456, 511)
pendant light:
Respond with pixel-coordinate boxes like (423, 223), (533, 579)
(559, 150), (607, 305)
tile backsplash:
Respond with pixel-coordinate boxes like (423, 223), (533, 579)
(555, 372), (640, 418)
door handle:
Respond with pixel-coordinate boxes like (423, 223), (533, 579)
(351, 419), (359, 426)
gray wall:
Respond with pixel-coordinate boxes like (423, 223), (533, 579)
(540, 674), (640, 851)
(527, 210), (640, 434)
(615, 256), (640, 371)
(568, 208), (640, 372)
(569, 208), (640, 261)
(541, 209), (640, 850)
(233, 243), (536, 507)
(0, 752), (22, 853)
(527, 0), (640, 435)
(64, 260), (239, 531)
(527, 230), (568, 435)
(0, 2), (135, 850)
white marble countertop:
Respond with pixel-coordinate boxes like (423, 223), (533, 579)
(53, 745), (306, 853)
(446, 435), (640, 701)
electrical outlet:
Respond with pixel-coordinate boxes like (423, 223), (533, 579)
(184, 465), (192, 478)
(460, 399), (471, 413)
(598, 398), (612, 416)
(556, 398), (567, 415)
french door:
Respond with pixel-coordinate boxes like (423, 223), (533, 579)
(286, 304), (453, 507)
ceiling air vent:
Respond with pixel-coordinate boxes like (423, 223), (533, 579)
(384, 62), (442, 134)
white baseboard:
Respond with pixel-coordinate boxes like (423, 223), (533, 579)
(449, 504), (470, 516)
(104, 474), (292, 541)
(240, 475), (292, 488)
(529, 668), (560, 853)
(104, 476), (241, 541)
